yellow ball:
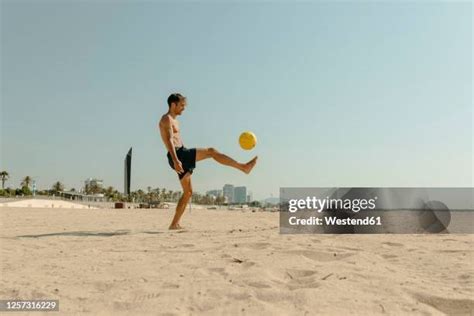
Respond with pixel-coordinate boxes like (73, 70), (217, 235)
(239, 131), (257, 150)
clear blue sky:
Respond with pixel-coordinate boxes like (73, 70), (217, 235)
(1, 1), (472, 200)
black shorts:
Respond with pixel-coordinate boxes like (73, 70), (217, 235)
(167, 147), (197, 180)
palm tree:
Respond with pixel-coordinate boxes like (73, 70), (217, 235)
(138, 189), (146, 202)
(52, 181), (64, 193)
(150, 189), (160, 203)
(105, 186), (114, 199)
(0, 171), (9, 189)
(215, 195), (225, 205)
(21, 176), (32, 189)
(84, 184), (90, 194)
(192, 192), (203, 204)
(172, 191), (180, 202)
(89, 183), (101, 195)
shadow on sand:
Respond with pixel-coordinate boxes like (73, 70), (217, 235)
(16, 229), (163, 238)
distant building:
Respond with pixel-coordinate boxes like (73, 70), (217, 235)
(223, 184), (234, 204)
(206, 189), (223, 198)
(234, 186), (247, 204)
(246, 191), (253, 203)
(84, 178), (103, 191)
(61, 191), (106, 202)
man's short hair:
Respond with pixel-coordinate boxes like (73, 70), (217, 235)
(167, 93), (186, 107)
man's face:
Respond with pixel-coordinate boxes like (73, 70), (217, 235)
(173, 99), (187, 115)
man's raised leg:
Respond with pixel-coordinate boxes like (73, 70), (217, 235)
(169, 172), (193, 230)
(195, 147), (257, 174)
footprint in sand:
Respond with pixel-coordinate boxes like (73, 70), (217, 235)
(161, 283), (180, 289)
(458, 273), (472, 285)
(284, 250), (355, 262)
(286, 269), (318, 278)
(236, 242), (271, 250)
(458, 273), (471, 280)
(132, 292), (161, 302)
(439, 249), (470, 253)
(255, 291), (294, 304)
(381, 254), (399, 260)
(284, 269), (320, 291)
(241, 261), (256, 268)
(178, 244), (195, 248)
(227, 257), (257, 268)
(113, 301), (134, 310)
(245, 281), (272, 289)
(93, 281), (114, 292)
(411, 292), (474, 315)
(226, 292), (252, 301)
(337, 246), (362, 251)
(207, 267), (229, 278)
(382, 242), (404, 247)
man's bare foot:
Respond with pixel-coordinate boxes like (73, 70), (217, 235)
(169, 224), (183, 230)
(243, 156), (258, 174)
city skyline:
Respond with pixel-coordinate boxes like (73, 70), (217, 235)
(208, 184), (253, 203)
(1, 174), (261, 201)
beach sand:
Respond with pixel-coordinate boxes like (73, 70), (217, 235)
(1, 207), (473, 315)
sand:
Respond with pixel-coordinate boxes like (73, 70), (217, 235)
(0, 199), (97, 209)
(0, 207), (473, 315)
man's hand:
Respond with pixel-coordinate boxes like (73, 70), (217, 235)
(174, 159), (184, 175)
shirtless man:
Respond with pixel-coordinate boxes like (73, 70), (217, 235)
(159, 93), (258, 230)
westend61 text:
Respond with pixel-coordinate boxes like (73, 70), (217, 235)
(289, 216), (382, 226)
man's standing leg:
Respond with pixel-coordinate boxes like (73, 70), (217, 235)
(169, 172), (193, 230)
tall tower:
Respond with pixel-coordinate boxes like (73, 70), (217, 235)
(124, 147), (132, 195)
